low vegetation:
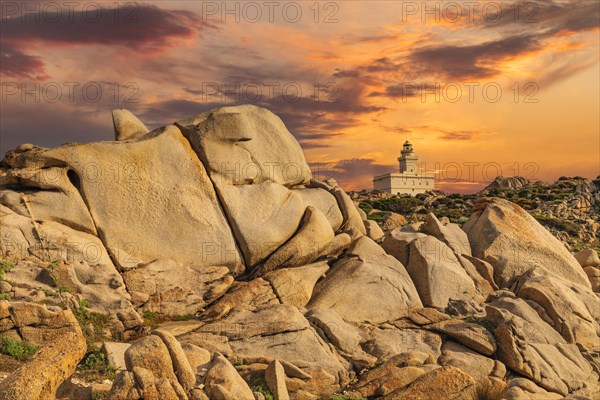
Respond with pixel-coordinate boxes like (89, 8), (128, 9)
(0, 258), (15, 280)
(75, 299), (111, 348)
(0, 337), (39, 361)
(78, 347), (118, 381)
(248, 372), (274, 400)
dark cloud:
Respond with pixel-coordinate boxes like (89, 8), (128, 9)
(410, 34), (541, 79)
(483, 1), (599, 34)
(0, 41), (48, 80)
(1, 4), (203, 50)
(0, 3), (207, 80)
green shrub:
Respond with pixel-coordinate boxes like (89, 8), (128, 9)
(58, 286), (71, 293)
(172, 314), (194, 321)
(142, 311), (160, 330)
(0, 259), (15, 280)
(0, 338), (39, 360)
(248, 372), (274, 400)
(0, 293), (9, 300)
(75, 299), (110, 348)
(358, 202), (373, 214)
(78, 348), (118, 380)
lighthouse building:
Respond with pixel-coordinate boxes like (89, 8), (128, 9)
(372, 141), (435, 195)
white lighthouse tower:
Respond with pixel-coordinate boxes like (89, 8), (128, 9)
(372, 141), (435, 195)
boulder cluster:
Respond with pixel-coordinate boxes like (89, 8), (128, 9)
(0, 105), (598, 400)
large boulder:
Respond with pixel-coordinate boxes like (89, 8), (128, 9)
(512, 267), (600, 349)
(406, 235), (478, 308)
(194, 304), (352, 396)
(262, 262), (329, 308)
(2, 125), (244, 273)
(175, 104), (312, 187)
(420, 213), (471, 256)
(463, 197), (590, 288)
(204, 353), (254, 400)
(0, 304), (86, 400)
(361, 326), (442, 362)
(485, 292), (598, 396)
(574, 249), (600, 267)
(383, 365), (476, 400)
(0, 301), (80, 345)
(0, 331), (86, 400)
(307, 236), (422, 323)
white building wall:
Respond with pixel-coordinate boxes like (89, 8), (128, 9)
(373, 173), (435, 195)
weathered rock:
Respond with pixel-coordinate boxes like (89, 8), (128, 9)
(131, 366), (161, 399)
(328, 182), (366, 238)
(176, 104), (312, 187)
(427, 319), (496, 356)
(295, 188), (344, 232)
(1, 301), (80, 345)
(461, 255), (498, 290)
(216, 181), (305, 267)
(306, 308), (376, 369)
(258, 206), (334, 275)
(124, 335), (187, 399)
(203, 278), (279, 320)
(177, 331), (233, 358)
(484, 176), (530, 191)
(0, 328), (86, 400)
(197, 304), (351, 396)
(204, 353), (254, 400)
(383, 365), (476, 400)
(112, 108), (149, 141)
(153, 329), (197, 393)
(504, 377), (563, 400)
(406, 235), (478, 308)
(364, 220), (384, 240)
(307, 237), (422, 323)
(349, 352), (436, 398)
(317, 233), (352, 258)
(16, 125), (243, 273)
(407, 308), (450, 326)
(584, 266), (600, 292)
(439, 341), (505, 382)
(0, 211), (140, 334)
(181, 343), (211, 373)
(381, 230), (427, 266)
(123, 259), (233, 316)
(102, 342), (131, 370)
(574, 249), (600, 267)
(463, 197), (591, 288)
(262, 262), (329, 308)
(106, 371), (141, 400)
(421, 213), (471, 256)
(512, 267), (600, 349)
(361, 326), (442, 361)
(485, 294), (598, 396)
(381, 212), (407, 231)
(265, 360), (290, 400)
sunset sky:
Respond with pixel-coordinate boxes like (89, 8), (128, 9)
(1, 0), (599, 193)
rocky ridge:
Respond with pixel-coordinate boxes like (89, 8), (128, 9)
(0, 105), (598, 400)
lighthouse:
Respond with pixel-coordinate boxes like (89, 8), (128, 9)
(372, 141), (435, 195)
